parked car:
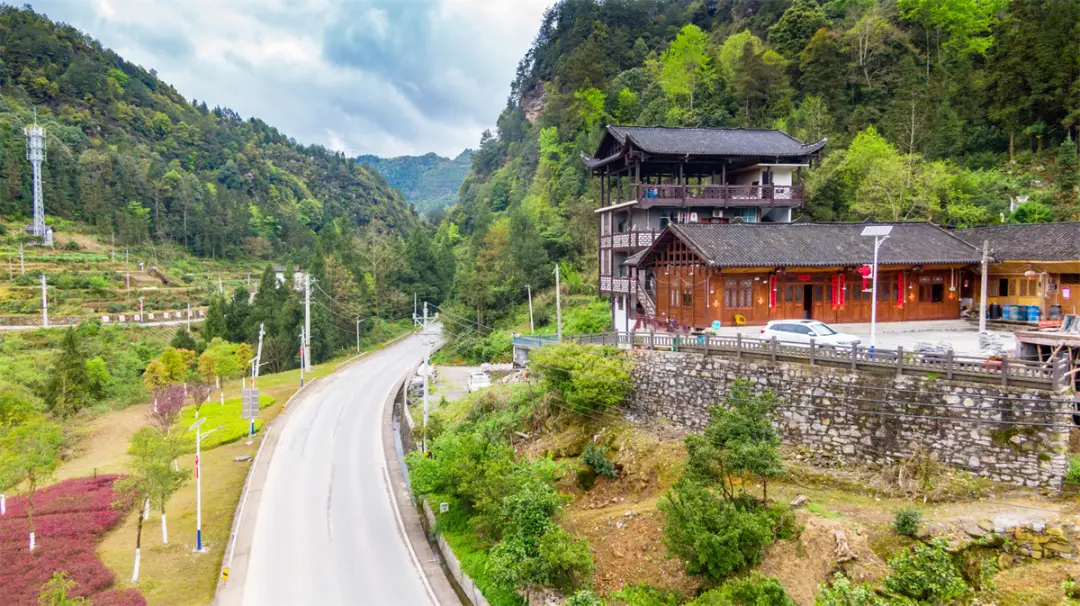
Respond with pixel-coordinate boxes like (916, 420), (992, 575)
(760, 320), (861, 348)
(467, 372), (492, 392)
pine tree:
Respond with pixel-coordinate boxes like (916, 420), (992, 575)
(45, 329), (90, 418)
(170, 327), (197, 351)
(202, 296), (226, 343)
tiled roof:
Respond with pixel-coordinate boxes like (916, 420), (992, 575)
(607, 125), (827, 157)
(623, 249), (647, 266)
(650, 223), (980, 268)
(954, 223), (1080, 262)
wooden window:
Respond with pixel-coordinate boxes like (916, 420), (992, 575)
(725, 279), (753, 309)
(682, 287), (693, 307)
(998, 278), (1009, 297)
(813, 285), (823, 302)
(1009, 279), (1017, 296)
(931, 284), (944, 303)
(785, 286), (794, 303)
(740, 280), (754, 308)
(724, 279), (737, 308)
(878, 280), (891, 302)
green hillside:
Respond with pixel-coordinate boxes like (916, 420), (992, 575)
(358, 150), (473, 214)
(0, 5), (412, 259)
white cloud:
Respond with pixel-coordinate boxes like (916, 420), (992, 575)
(29, 0), (554, 157)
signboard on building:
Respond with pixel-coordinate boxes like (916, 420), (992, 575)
(1064, 286), (1072, 301)
(241, 388), (260, 420)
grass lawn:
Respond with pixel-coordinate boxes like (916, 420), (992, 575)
(177, 395), (276, 453)
(55, 326), (418, 606)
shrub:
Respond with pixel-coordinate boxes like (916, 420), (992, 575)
(658, 480), (774, 581)
(1065, 456), (1080, 483)
(566, 590), (605, 606)
(582, 443), (618, 479)
(892, 506), (921, 537)
(683, 381), (784, 500)
(564, 299), (612, 334)
(62, 241), (81, 251)
(815, 573), (886, 606)
(0, 476), (143, 605)
(882, 539), (969, 603)
(1063, 577), (1080, 600)
(687, 573), (795, 605)
(530, 344), (631, 415)
(609, 584), (682, 606)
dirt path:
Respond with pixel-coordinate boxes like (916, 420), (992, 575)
(58, 404), (150, 481)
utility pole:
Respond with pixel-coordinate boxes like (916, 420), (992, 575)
(298, 327), (306, 386)
(554, 264), (562, 341)
(187, 418), (217, 554)
(979, 239), (989, 333)
(138, 297), (144, 323)
(413, 293), (418, 326)
(218, 274), (223, 296)
(255, 322), (265, 380)
(125, 249), (130, 290)
(40, 275), (48, 328)
(356, 317), (361, 355)
(423, 302), (430, 454)
(304, 272), (312, 371)
(526, 285), (535, 333)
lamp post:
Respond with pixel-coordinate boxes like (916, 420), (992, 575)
(861, 225), (892, 349)
(187, 418), (221, 553)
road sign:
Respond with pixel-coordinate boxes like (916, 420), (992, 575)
(242, 388), (260, 420)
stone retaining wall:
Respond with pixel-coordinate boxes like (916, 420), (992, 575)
(629, 349), (1075, 488)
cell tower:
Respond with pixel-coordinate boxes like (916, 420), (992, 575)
(24, 108), (48, 243)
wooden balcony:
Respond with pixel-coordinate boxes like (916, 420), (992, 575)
(636, 183), (804, 207)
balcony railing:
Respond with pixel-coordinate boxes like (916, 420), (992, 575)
(604, 230), (657, 250)
(636, 183), (804, 206)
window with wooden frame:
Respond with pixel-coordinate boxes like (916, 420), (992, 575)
(725, 279), (753, 309)
(682, 286), (693, 307)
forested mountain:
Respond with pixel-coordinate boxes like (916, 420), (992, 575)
(0, 6), (412, 259)
(436, 0), (1080, 334)
(358, 150), (474, 214)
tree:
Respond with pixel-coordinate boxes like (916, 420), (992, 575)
(198, 338), (242, 387)
(38, 572), (89, 606)
(899, 0), (1005, 60)
(530, 345), (630, 415)
(768, 0), (827, 58)
(159, 347), (194, 383)
(225, 286), (250, 343)
(170, 327), (197, 351)
(203, 296), (227, 342)
(143, 359), (169, 404)
(147, 384), (185, 434)
(356, 220), (404, 318)
(717, 30), (763, 82)
(0, 419), (64, 551)
(45, 329), (90, 417)
(657, 24), (713, 111)
(684, 381), (784, 500)
(85, 357), (112, 401)
(0, 383), (40, 430)
(732, 42), (791, 125)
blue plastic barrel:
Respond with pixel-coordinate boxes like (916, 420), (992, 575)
(1003, 305), (1012, 321)
(1015, 305), (1027, 322)
(1028, 306), (1041, 323)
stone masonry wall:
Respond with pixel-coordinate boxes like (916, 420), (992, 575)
(629, 349), (1075, 488)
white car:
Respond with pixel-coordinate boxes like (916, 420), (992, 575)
(759, 320), (861, 348)
(467, 372), (492, 392)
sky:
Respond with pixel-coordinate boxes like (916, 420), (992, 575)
(28, 0), (554, 158)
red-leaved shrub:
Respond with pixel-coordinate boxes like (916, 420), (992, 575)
(0, 476), (146, 605)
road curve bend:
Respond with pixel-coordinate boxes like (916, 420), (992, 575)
(232, 332), (450, 605)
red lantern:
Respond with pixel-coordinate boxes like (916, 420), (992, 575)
(856, 265), (872, 293)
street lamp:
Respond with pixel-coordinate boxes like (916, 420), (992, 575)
(861, 225), (892, 349)
(187, 418), (222, 553)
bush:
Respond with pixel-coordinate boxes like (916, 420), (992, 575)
(892, 506), (921, 538)
(609, 584), (682, 606)
(0, 476), (144, 605)
(882, 539), (969, 603)
(564, 299), (612, 334)
(1065, 456), (1080, 483)
(566, 590), (605, 606)
(815, 573), (886, 606)
(658, 480), (775, 581)
(582, 443), (618, 479)
(687, 573), (795, 605)
(530, 344), (631, 415)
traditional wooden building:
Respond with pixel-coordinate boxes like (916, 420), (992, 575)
(583, 125), (827, 331)
(956, 223), (1080, 322)
(630, 222), (983, 330)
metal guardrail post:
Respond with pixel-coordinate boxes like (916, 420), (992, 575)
(896, 346), (904, 377)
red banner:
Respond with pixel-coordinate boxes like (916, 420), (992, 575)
(768, 275), (776, 309)
(897, 273), (904, 307)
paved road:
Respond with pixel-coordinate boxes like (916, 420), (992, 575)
(238, 332), (441, 606)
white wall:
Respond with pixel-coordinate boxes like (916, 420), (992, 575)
(613, 296), (629, 333)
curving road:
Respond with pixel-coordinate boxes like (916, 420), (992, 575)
(228, 330), (450, 605)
